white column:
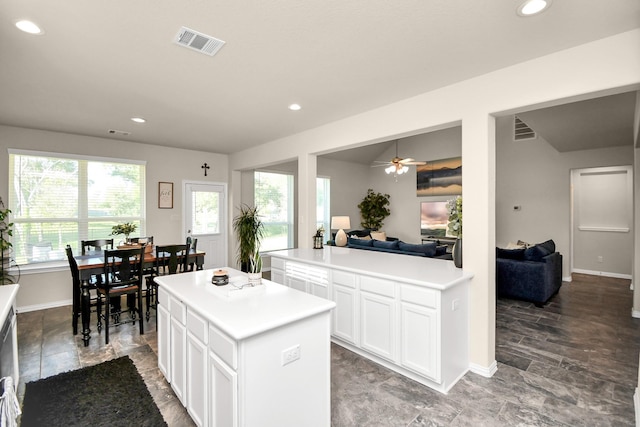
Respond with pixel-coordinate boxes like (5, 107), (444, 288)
(297, 154), (317, 249)
(462, 111), (497, 376)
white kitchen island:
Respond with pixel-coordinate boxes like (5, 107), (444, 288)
(269, 246), (473, 394)
(155, 268), (335, 427)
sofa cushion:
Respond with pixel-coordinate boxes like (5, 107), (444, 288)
(398, 242), (437, 257)
(524, 244), (552, 262)
(496, 247), (526, 260)
(372, 239), (399, 250)
(348, 237), (373, 247)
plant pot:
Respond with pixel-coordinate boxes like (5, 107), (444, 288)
(247, 272), (262, 286)
(452, 238), (462, 268)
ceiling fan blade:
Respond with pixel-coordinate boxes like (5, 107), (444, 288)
(371, 163), (392, 167)
(398, 158), (415, 164)
(403, 160), (426, 166)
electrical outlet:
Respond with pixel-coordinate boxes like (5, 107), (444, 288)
(597, 256), (603, 263)
(281, 344), (301, 366)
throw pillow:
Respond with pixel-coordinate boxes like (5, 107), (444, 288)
(505, 242), (525, 249)
(524, 244), (551, 262)
(372, 240), (399, 250)
(537, 239), (555, 254)
(370, 231), (387, 241)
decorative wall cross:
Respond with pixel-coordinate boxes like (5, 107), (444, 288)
(201, 163), (210, 176)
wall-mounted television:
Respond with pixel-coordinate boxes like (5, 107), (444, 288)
(420, 201), (449, 237)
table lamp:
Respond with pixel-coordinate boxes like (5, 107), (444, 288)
(331, 216), (351, 247)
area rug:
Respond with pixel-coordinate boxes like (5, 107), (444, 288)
(21, 356), (167, 427)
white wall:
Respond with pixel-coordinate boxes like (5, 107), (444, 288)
(229, 29), (640, 372)
(0, 125), (228, 310)
(495, 117), (634, 280)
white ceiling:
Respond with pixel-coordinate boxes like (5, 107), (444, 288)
(1, 1), (639, 155)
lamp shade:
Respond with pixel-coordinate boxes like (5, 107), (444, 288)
(331, 216), (351, 230)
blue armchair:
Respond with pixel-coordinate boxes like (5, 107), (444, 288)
(496, 240), (562, 306)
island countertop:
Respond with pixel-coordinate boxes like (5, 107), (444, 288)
(154, 268), (335, 341)
(269, 246), (473, 290)
(0, 284), (19, 323)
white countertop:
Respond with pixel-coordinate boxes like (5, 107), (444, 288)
(270, 247), (473, 290)
(0, 284), (19, 322)
(155, 268), (335, 341)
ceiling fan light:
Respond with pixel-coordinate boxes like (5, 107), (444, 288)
(385, 165), (395, 174)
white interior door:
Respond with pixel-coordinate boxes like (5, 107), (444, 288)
(184, 181), (227, 269)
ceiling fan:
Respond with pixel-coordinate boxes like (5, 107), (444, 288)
(372, 141), (426, 175)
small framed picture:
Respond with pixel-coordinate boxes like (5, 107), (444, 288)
(158, 182), (173, 209)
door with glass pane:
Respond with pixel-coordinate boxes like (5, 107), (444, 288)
(184, 182), (227, 269)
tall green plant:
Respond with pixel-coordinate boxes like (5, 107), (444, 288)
(232, 204), (264, 272)
(0, 197), (16, 285)
(358, 189), (391, 230)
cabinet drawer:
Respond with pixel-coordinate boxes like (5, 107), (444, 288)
(169, 296), (187, 324)
(209, 324), (237, 370)
(187, 310), (208, 344)
(158, 286), (169, 307)
(400, 285), (438, 309)
(271, 256), (285, 270)
(361, 275), (395, 298)
(333, 270), (356, 288)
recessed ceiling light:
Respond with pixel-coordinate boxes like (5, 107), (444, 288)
(517, 0), (551, 16)
(131, 117), (146, 123)
(15, 20), (43, 35)
(288, 104), (301, 111)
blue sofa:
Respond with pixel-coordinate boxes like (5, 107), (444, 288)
(496, 239), (562, 306)
(347, 235), (451, 259)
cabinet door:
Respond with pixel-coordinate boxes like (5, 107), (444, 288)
(332, 284), (357, 344)
(360, 291), (396, 361)
(400, 302), (439, 381)
(187, 332), (208, 427)
(309, 280), (328, 299)
(270, 268), (285, 285)
(170, 317), (187, 405)
(157, 303), (171, 380)
(209, 351), (238, 427)
(287, 276), (307, 293)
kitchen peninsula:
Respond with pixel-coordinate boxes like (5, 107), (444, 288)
(155, 268), (335, 427)
(270, 246), (473, 394)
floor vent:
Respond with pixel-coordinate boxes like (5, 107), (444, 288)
(513, 116), (537, 141)
(174, 26), (226, 57)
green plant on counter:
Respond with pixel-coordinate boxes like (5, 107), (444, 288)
(232, 204), (264, 272)
(447, 196), (462, 238)
(0, 197), (16, 285)
(110, 222), (137, 241)
(248, 251), (263, 274)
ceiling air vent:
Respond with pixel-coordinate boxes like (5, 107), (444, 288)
(174, 26), (226, 57)
(513, 116), (536, 141)
(108, 129), (131, 137)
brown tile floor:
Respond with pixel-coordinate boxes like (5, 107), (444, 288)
(16, 273), (640, 426)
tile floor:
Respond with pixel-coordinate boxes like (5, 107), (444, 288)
(16, 273), (639, 426)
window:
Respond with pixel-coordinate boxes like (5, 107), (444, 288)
(254, 171), (294, 252)
(316, 177), (330, 237)
(8, 150), (146, 266)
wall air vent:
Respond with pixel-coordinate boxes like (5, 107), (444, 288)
(513, 116), (536, 141)
(108, 129), (131, 137)
(174, 26), (226, 56)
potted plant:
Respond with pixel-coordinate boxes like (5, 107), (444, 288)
(247, 251), (263, 285)
(357, 189), (391, 230)
(447, 196), (462, 268)
(110, 222), (137, 244)
(0, 197), (16, 285)
(232, 204), (264, 272)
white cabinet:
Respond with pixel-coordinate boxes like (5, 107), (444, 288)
(170, 317), (187, 405)
(270, 257), (285, 285)
(208, 351), (237, 427)
(270, 248), (470, 394)
(157, 290), (171, 380)
(187, 310), (209, 427)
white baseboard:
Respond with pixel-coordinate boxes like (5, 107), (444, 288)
(469, 360), (497, 378)
(562, 275), (573, 282)
(17, 299), (72, 313)
(572, 268), (632, 280)
(632, 309), (640, 319)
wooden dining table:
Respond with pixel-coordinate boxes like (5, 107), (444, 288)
(73, 248), (206, 346)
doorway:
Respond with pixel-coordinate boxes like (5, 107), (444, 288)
(183, 181), (228, 269)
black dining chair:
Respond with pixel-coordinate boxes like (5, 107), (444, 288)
(145, 244), (189, 321)
(66, 245), (99, 335)
(129, 236), (154, 245)
(81, 239), (114, 255)
(186, 237), (198, 271)
(97, 246), (145, 344)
